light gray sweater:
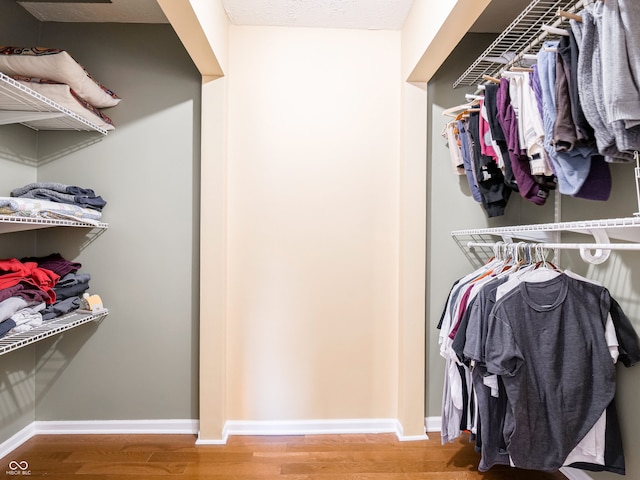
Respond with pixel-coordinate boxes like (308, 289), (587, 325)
(571, 6), (639, 161)
(602, 0), (640, 130)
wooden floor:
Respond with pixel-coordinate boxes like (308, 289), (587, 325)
(2, 431), (568, 479)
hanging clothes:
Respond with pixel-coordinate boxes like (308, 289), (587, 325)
(467, 111), (511, 217)
(441, 1), (640, 209)
(438, 250), (640, 474)
(600, 0), (640, 133)
(495, 77), (550, 205)
(457, 119), (483, 203)
(482, 83), (518, 192)
(571, 7), (636, 162)
(443, 121), (465, 176)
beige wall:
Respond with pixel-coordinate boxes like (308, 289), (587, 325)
(170, 0), (496, 441)
(226, 25), (401, 422)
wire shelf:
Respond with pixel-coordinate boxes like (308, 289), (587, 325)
(451, 216), (640, 238)
(452, 217), (640, 265)
(453, 0), (585, 88)
(0, 72), (108, 134)
(0, 309), (108, 356)
(0, 215), (108, 233)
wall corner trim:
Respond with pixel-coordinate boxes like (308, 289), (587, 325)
(0, 423), (36, 460)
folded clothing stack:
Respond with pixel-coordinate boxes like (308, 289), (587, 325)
(0, 253), (92, 338)
(11, 182), (106, 212)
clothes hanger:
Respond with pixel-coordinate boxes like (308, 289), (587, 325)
(510, 66), (534, 73)
(481, 74), (500, 84)
(442, 97), (482, 118)
(557, 9), (582, 22)
(541, 24), (570, 37)
(441, 102), (477, 118)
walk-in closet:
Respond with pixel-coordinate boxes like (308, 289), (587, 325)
(0, 0), (638, 479)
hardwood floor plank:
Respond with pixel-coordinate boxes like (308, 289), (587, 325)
(281, 460), (475, 475)
(148, 451), (254, 463)
(75, 461), (188, 475)
(64, 450), (153, 463)
(182, 461), (283, 476)
(227, 435), (305, 444)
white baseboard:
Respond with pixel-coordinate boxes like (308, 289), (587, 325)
(33, 419), (199, 435)
(0, 419), (199, 459)
(221, 418), (402, 437)
(196, 418), (428, 444)
(196, 419), (429, 444)
(1, 418), (427, 453)
(424, 416), (441, 432)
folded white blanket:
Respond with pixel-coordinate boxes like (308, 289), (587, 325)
(10, 302), (46, 333)
(0, 196), (102, 223)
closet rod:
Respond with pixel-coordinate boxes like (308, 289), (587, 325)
(467, 241), (640, 252)
(467, 241), (640, 264)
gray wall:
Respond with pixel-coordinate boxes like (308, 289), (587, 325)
(0, 0), (52, 443)
(0, 0), (201, 440)
(427, 33), (640, 479)
(426, 33), (556, 417)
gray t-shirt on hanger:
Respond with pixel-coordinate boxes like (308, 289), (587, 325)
(485, 274), (616, 471)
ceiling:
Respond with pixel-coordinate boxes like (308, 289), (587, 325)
(17, 0), (169, 23)
(16, 0), (533, 33)
(220, 0), (414, 30)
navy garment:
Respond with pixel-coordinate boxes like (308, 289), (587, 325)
(467, 111), (510, 217)
(53, 281), (90, 302)
(564, 32), (596, 145)
(457, 120), (483, 203)
(42, 297), (81, 321)
(0, 319), (16, 338)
